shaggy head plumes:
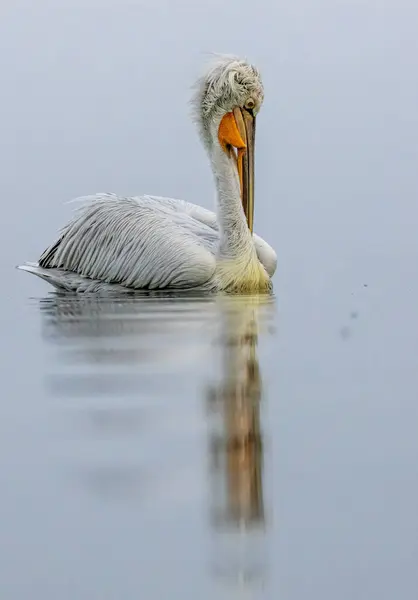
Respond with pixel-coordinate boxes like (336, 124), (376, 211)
(191, 54), (264, 152)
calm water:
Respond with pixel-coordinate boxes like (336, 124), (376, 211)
(2, 2), (418, 599)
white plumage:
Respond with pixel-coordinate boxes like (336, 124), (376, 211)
(18, 55), (277, 294)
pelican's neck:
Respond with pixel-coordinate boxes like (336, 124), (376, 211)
(210, 143), (254, 259)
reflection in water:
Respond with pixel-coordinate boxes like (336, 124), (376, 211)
(38, 292), (276, 594)
(39, 292), (218, 503)
(207, 296), (273, 593)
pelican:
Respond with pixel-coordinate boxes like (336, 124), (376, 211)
(18, 55), (277, 294)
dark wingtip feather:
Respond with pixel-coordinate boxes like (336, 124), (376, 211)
(39, 236), (64, 268)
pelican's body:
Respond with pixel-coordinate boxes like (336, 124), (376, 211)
(18, 55), (277, 293)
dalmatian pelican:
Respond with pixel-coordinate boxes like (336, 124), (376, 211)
(18, 55), (277, 293)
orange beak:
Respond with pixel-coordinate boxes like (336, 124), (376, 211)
(218, 107), (256, 233)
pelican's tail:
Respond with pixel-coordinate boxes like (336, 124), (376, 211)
(17, 262), (76, 291)
(17, 262), (134, 294)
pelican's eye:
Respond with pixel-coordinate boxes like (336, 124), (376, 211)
(244, 98), (256, 111)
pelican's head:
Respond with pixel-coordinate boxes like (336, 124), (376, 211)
(192, 54), (264, 232)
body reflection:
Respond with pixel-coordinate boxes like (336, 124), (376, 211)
(39, 292), (218, 503)
(39, 293), (216, 397)
(207, 296), (275, 592)
(38, 292), (276, 592)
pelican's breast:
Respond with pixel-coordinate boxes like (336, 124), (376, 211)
(214, 255), (272, 293)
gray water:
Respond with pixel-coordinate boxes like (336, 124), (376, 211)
(2, 2), (418, 599)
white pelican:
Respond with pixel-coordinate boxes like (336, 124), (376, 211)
(18, 55), (277, 294)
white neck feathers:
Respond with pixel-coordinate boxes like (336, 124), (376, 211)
(210, 143), (254, 260)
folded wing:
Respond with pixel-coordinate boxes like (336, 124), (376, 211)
(39, 194), (217, 290)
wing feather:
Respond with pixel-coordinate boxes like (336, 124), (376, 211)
(39, 194), (216, 290)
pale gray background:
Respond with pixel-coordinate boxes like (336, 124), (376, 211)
(1, 1), (417, 599)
